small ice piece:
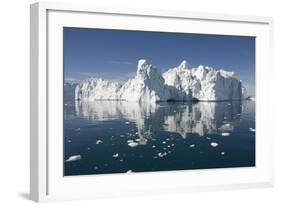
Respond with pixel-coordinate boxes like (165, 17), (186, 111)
(221, 132), (231, 136)
(167, 145), (171, 148)
(113, 153), (119, 158)
(67, 140), (72, 143)
(128, 142), (138, 147)
(120, 159), (124, 162)
(162, 141), (166, 144)
(158, 152), (167, 157)
(171, 144), (175, 147)
(87, 147), (91, 150)
(189, 144), (195, 148)
(210, 142), (219, 147)
(135, 138), (141, 142)
(75, 128), (81, 132)
(135, 132), (138, 135)
(221, 152), (225, 155)
(65, 155), (81, 162)
(225, 123), (231, 127)
(120, 135), (125, 137)
(96, 140), (103, 144)
(125, 121), (130, 124)
(127, 140), (134, 143)
(206, 137), (211, 140)
(126, 170), (133, 173)
(152, 145), (156, 148)
(249, 128), (256, 132)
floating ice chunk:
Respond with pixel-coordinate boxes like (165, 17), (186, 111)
(96, 140), (103, 144)
(65, 155), (81, 162)
(162, 141), (166, 144)
(126, 170), (133, 173)
(206, 137), (211, 140)
(127, 140), (134, 143)
(75, 128), (81, 132)
(135, 138), (141, 142)
(221, 132), (231, 136)
(67, 140), (72, 143)
(113, 153), (119, 158)
(189, 144), (195, 148)
(158, 152), (167, 157)
(225, 123), (231, 127)
(249, 128), (255, 132)
(152, 145), (156, 148)
(125, 122), (130, 124)
(167, 145), (171, 148)
(210, 142), (219, 147)
(221, 152), (225, 155)
(128, 142), (138, 147)
(171, 144), (175, 147)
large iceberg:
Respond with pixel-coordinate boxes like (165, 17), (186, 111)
(163, 60), (242, 101)
(75, 59), (243, 102)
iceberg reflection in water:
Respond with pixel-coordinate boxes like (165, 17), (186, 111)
(64, 100), (255, 176)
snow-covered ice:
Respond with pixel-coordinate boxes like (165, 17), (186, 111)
(96, 140), (103, 144)
(113, 153), (119, 158)
(158, 152), (167, 157)
(65, 155), (82, 162)
(249, 128), (255, 132)
(210, 142), (219, 147)
(75, 59), (244, 102)
(128, 142), (138, 147)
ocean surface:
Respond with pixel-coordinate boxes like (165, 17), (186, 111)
(64, 100), (255, 176)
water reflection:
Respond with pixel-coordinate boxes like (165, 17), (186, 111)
(74, 100), (242, 139)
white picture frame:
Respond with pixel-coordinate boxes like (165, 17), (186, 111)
(30, 1), (274, 202)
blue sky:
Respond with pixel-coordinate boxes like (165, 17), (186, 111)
(64, 27), (255, 95)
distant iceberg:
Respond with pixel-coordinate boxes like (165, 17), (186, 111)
(75, 59), (244, 102)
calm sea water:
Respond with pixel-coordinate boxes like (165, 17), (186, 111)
(64, 100), (255, 176)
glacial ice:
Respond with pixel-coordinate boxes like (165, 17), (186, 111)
(65, 155), (82, 162)
(75, 59), (244, 102)
(210, 142), (219, 147)
(163, 60), (242, 101)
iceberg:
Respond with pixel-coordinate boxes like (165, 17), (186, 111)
(75, 59), (243, 102)
(163, 60), (242, 101)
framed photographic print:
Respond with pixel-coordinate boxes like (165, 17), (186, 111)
(30, 2), (274, 202)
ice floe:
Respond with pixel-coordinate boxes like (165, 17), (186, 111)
(65, 155), (82, 162)
(113, 153), (119, 158)
(158, 152), (167, 157)
(96, 140), (103, 144)
(210, 142), (219, 147)
(249, 128), (255, 132)
(128, 142), (138, 147)
(221, 132), (231, 136)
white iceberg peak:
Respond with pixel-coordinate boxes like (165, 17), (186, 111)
(178, 60), (188, 70)
(137, 59), (149, 70)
